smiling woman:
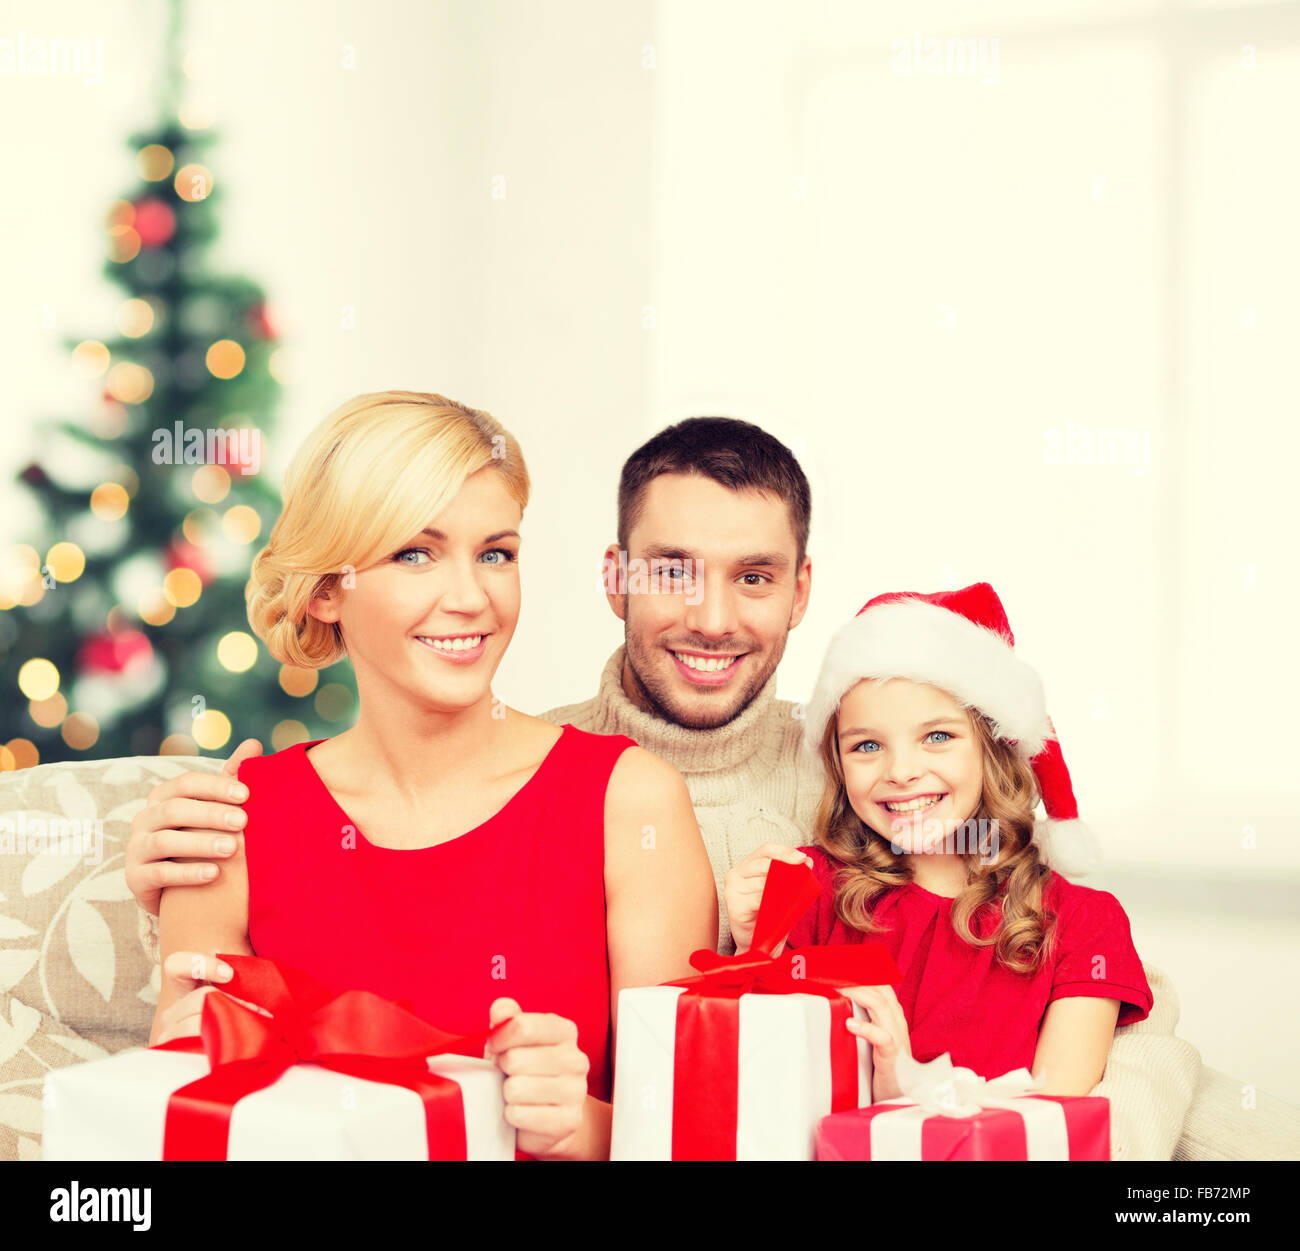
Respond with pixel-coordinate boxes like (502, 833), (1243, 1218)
(150, 390), (718, 1160)
(244, 391), (530, 672)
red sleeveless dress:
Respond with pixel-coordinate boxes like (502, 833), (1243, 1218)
(239, 723), (636, 1104)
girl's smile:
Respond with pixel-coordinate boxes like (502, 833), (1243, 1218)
(877, 791), (950, 835)
(878, 791), (947, 813)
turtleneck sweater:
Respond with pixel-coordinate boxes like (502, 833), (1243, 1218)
(539, 646), (827, 955)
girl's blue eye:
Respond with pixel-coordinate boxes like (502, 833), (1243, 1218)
(925, 730), (954, 744)
(393, 547), (430, 565)
(480, 548), (517, 565)
(852, 740), (881, 754)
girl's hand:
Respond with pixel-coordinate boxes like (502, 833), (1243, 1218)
(127, 739), (261, 915)
(841, 983), (912, 1101)
(486, 998), (591, 1159)
(151, 951), (270, 1046)
(151, 951), (234, 1045)
(723, 843), (814, 952)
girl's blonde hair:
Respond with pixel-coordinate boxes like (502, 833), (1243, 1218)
(814, 694), (1056, 974)
(246, 390), (530, 669)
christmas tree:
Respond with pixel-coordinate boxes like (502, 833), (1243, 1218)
(0, 0), (356, 768)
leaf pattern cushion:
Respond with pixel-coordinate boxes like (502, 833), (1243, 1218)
(0, 754), (224, 1161)
(0, 994), (110, 1161)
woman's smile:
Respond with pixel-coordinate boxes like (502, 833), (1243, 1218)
(414, 632), (490, 663)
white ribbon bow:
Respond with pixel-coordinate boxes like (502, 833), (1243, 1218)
(893, 1050), (1044, 1118)
(866, 1052), (1070, 1159)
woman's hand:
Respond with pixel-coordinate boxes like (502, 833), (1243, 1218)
(841, 983), (912, 1101)
(486, 998), (591, 1159)
(722, 843), (814, 952)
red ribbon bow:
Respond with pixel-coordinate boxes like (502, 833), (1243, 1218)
(662, 859), (902, 1159)
(153, 954), (499, 1160)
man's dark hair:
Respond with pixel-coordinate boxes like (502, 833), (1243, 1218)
(617, 417), (812, 567)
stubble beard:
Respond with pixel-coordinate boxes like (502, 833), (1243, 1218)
(622, 624), (784, 731)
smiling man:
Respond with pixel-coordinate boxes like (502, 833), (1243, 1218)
(544, 418), (820, 952)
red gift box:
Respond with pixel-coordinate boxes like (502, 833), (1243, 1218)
(152, 954), (504, 1160)
(610, 860), (901, 1159)
(815, 1053), (1109, 1160)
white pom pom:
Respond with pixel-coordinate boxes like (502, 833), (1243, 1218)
(1033, 818), (1101, 880)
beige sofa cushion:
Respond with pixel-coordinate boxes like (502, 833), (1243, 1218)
(0, 756), (224, 1053)
(0, 995), (109, 1161)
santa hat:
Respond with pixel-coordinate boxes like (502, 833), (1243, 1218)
(802, 582), (1099, 879)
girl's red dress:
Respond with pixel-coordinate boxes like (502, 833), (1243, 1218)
(786, 846), (1153, 1079)
(238, 723), (636, 1103)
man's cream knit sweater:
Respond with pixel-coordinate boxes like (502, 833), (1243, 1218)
(139, 644), (1200, 1157)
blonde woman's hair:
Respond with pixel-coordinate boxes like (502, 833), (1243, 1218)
(813, 695), (1056, 975)
(246, 390), (529, 669)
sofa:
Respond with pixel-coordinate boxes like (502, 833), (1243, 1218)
(2, 753), (1297, 1161)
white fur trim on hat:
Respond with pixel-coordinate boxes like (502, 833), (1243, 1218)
(802, 599), (1052, 758)
(1033, 818), (1101, 880)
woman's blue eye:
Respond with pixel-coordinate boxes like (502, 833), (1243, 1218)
(925, 730), (954, 744)
(393, 547), (430, 565)
(853, 740), (881, 754)
(393, 547), (517, 566)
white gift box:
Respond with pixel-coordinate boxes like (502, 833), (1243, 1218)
(609, 984), (872, 1160)
(42, 1046), (515, 1161)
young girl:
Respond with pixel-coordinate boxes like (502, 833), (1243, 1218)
(150, 390), (717, 1159)
(725, 583), (1152, 1102)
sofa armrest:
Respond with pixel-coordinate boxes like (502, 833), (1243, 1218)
(1092, 962), (1201, 1159)
(1175, 1065), (1300, 1161)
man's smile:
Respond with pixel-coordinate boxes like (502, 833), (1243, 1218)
(668, 647), (746, 685)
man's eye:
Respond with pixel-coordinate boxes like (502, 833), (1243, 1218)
(925, 730), (954, 744)
(740, 573), (770, 586)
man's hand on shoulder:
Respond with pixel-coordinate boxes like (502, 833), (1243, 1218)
(126, 738), (262, 916)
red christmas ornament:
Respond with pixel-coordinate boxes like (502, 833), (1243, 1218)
(164, 539), (214, 585)
(77, 628), (153, 675)
(133, 197), (176, 248)
(245, 302), (277, 341)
